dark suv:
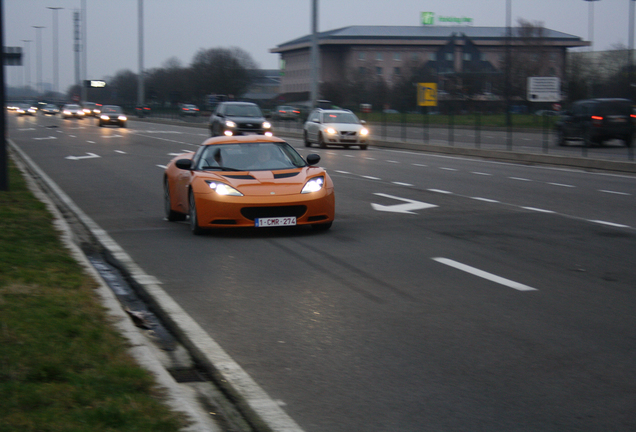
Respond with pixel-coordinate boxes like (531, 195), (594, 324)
(208, 102), (272, 137)
(555, 98), (634, 147)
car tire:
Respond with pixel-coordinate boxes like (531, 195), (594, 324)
(120, 122), (127, 128)
(360, 144), (368, 150)
(625, 134), (633, 147)
(303, 131), (311, 147)
(189, 191), (205, 235)
(318, 133), (326, 149)
(98, 122), (103, 127)
(556, 129), (566, 146)
(164, 179), (186, 222)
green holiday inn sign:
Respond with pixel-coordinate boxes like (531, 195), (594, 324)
(421, 12), (473, 25)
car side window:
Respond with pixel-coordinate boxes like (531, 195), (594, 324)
(310, 111), (320, 123)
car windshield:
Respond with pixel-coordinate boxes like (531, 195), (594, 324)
(225, 104), (262, 117)
(102, 106), (122, 113)
(197, 142), (306, 171)
(66, 104), (80, 109)
(323, 112), (359, 124)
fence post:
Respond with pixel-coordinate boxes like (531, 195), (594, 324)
(448, 104), (454, 146)
(475, 110), (481, 149)
(423, 106), (429, 144)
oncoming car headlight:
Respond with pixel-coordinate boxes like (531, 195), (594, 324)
(225, 120), (237, 128)
(118, 115), (127, 121)
(263, 121), (272, 129)
(301, 176), (325, 194)
(326, 127), (337, 135)
(204, 181), (244, 196)
(360, 128), (369, 136)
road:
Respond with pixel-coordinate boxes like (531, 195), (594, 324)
(8, 112), (636, 431)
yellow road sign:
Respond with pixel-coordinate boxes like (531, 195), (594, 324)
(417, 83), (437, 107)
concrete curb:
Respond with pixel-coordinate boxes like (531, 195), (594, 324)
(9, 140), (304, 432)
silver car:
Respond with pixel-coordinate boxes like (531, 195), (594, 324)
(303, 108), (369, 150)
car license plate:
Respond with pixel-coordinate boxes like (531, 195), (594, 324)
(255, 217), (296, 227)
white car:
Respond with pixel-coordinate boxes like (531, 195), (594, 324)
(303, 108), (369, 150)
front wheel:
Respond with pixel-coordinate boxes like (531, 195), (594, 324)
(303, 130), (311, 147)
(555, 129), (566, 146)
(624, 134), (633, 147)
(189, 192), (205, 235)
(360, 144), (368, 150)
(318, 133), (326, 149)
(164, 179), (186, 222)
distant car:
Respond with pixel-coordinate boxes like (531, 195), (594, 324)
(41, 104), (60, 115)
(135, 105), (151, 118)
(273, 105), (300, 121)
(208, 101), (272, 137)
(98, 105), (127, 128)
(303, 108), (369, 150)
(163, 135), (334, 234)
(61, 104), (85, 119)
(179, 104), (200, 117)
(16, 103), (37, 116)
(82, 102), (101, 117)
(555, 98), (634, 147)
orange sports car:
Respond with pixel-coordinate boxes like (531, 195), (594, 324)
(163, 135), (335, 234)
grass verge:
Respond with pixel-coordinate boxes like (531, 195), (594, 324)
(0, 158), (188, 431)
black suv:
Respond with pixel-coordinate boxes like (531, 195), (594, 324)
(208, 102), (272, 137)
(555, 98), (634, 147)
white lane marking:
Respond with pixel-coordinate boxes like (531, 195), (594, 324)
(362, 175), (381, 180)
(392, 182), (414, 187)
(521, 207), (555, 214)
(599, 190), (630, 196)
(156, 164), (167, 169)
(412, 163), (428, 167)
(365, 157), (376, 160)
(334, 170), (351, 174)
(432, 258), (538, 292)
(65, 152), (100, 161)
(344, 154), (355, 158)
(33, 136), (57, 140)
(471, 172), (492, 176)
(87, 141), (96, 144)
(439, 167), (457, 171)
(509, 177), (531, 181)
(102, 135), (123, 139)
(372, 193), (437, 214)
(547, 182), (575, 188)
(386, 160), (399, 163)
(471, 197), (500, 203)
(588, 220), (630, 228)
(115, 150), (126, 154)
(428, 189), (452, 194)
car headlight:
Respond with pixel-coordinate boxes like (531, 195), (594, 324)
(205, 181), (243, 196)
(360, 128), (369, 136)
(301, 176), (324, 194)
(225, 120), (236, 128)
(326, 127), (337, 135)
(100, 115), (108, 120)
(118, 115), (127, 121)
(263, 121), (272, 129)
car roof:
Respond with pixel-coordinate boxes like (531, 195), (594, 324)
(201, 135), (286, 147)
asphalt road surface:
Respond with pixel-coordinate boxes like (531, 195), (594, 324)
(8, 112), (636, 431)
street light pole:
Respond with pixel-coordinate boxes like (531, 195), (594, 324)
(584, 0), (600, 51)
(32, 25), (45, 95)
(47, 7), (63, 95)
(137, 0), (144, 107)
(21, 39), (32, 96)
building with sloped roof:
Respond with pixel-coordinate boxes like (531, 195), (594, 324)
(270, 25), (588, 101)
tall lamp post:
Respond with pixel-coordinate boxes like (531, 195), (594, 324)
(584, 0), (600, 51)
(21, 39), (32, 95)
(630, 0), (635, 102)
(47, 7), (63, 95)
(32, 25), (46, 95)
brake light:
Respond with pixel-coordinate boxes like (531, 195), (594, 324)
(591, 115), (603, 126)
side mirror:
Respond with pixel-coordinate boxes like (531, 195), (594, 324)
(306, 154), (321, 166)
(175, 159), (193, 170)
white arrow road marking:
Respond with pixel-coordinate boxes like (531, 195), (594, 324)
(433, 258), (538, 292)
(33, 136), (57, 141)
(65, 153), (100, 161)
(371, 193), (437, 214)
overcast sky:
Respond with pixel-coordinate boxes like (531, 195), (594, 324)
(4, 0), (633, 93)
